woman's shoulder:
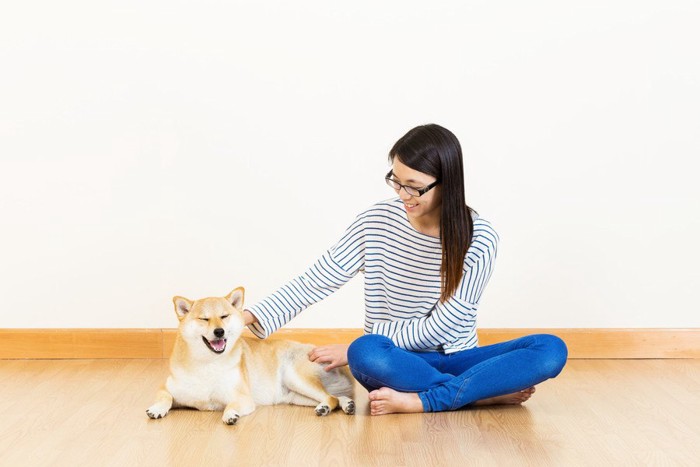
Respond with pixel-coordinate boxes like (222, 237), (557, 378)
(472, 214), (499, 236)
(355, 197), (404, 219)
(470, 210), (500, 248)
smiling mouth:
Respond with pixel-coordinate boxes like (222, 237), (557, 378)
(202, 336), (227, 354)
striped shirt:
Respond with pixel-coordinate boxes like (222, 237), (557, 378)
(247, 197), (499, 354)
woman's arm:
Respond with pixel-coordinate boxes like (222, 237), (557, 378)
(372, 234), (498, 352)
(244, 213), (366, 338)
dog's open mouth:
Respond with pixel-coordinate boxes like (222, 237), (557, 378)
(202, 336), (227, 354)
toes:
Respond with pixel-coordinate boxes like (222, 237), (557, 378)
(370, 400), (385, 415)
(315, 405), (331, 416)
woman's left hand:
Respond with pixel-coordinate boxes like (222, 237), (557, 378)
(308, 344), (350, 371)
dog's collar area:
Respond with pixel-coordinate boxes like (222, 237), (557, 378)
(202, 336), (227, 354)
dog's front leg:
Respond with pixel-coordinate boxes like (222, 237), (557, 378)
(222, 385), (256, 425)
(146, 387), (173, 419)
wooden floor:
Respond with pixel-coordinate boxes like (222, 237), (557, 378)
(1, 359), (699, 466)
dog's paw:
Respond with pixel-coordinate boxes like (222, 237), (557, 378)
(146, 405), (169, 419)
(222, 410), (240, 425)
(342, 400), (356, 415)
(223, 415), (240, 425)
(315, 405), (331, 416)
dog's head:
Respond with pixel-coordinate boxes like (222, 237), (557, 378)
(172, 287), (246, 356)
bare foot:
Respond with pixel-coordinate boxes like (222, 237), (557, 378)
(368, 387), (424, 415)
(471, 386), (536, 407)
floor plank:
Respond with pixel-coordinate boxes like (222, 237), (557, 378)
(1, 359), (699, 466)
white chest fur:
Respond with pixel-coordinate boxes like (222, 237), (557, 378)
(166, 358), (243, 411)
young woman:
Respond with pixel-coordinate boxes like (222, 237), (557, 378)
(242, 124), (567, 415)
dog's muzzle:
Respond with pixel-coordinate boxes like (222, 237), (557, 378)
(202, 336), (227, 354)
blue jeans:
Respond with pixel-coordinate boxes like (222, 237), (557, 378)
(347, 333), (568, 412)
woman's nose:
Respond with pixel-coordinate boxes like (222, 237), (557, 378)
(398, 188), (413, 200)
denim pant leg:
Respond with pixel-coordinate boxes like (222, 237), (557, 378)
(419, 334), (568, 412)
(347, 334), (451, 393)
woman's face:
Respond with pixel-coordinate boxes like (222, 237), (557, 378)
(390, 158), (442, 224)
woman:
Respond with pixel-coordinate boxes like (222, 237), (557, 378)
(242, 124), (567, 415)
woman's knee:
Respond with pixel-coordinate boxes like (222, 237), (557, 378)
(347, 334), (394, 369)
(347, 334), (396, 391)
(348, 334), (395, 373)
(533, 334), (568, 378)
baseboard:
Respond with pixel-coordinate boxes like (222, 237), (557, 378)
(0, 328), (698, 359)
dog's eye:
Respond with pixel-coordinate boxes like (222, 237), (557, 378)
(198, 318), (209, 322)
(221, 315), (230, 319)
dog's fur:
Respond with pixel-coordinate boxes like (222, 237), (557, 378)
(146, 287), (355, 425)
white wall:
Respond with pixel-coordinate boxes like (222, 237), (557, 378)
(1, 0), (698, 329)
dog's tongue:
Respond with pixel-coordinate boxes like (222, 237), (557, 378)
(211, 339), (226, 351)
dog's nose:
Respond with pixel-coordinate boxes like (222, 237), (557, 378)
(214, 328), (225, 338)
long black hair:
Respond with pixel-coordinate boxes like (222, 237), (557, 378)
(389, 124), (476, 303)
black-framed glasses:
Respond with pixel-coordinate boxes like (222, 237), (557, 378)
(385, 170), (440, 197)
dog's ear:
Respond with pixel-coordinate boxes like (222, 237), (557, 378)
(173, 296), (193, 320)
(225, 287), (245, 309)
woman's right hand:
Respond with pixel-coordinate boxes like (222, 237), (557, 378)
(242, 309), (257, 325)
(308, 344), (350, 371)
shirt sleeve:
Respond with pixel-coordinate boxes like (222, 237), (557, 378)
(246, 213), (366, 338)
(371, 230), (498, 352)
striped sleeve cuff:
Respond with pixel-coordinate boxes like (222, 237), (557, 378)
(245, 305), (275, 339)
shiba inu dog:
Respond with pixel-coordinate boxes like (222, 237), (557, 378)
(146, 287), (355, 425)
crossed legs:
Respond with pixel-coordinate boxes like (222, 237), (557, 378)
(347, 334), (568, 414)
